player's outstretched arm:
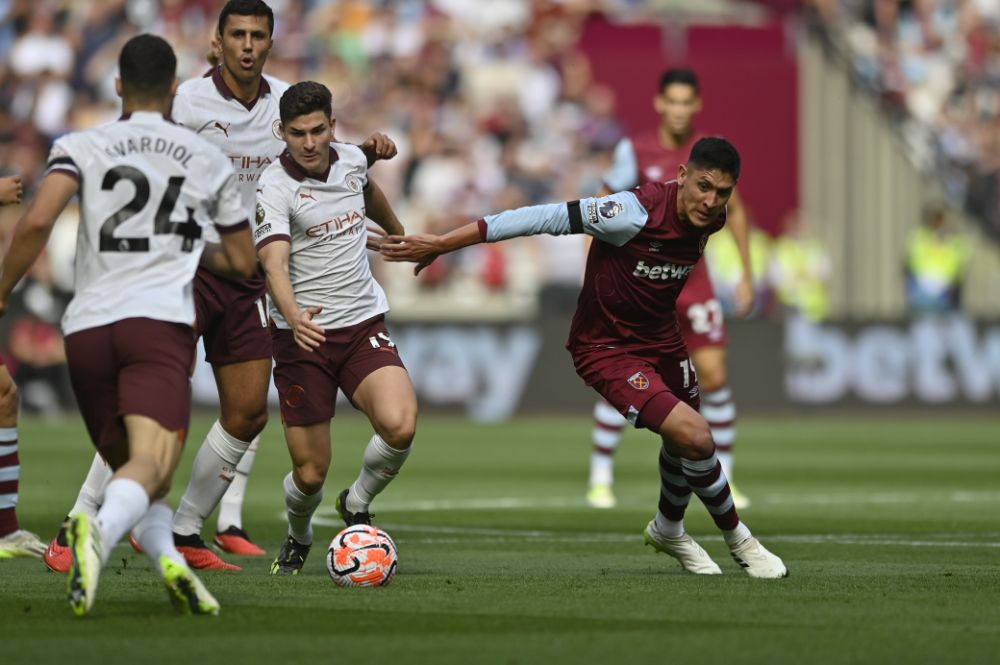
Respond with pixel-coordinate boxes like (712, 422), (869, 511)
(364, 179), (404, 245)
(724, 188), (754, 316)
(0, 173), (77, 316)
(381, 222), (482, 276)
(0, 176), (23, 206)
(257, 239), (325, 351)
(201, 225), (257, 280)
(359, 132), (398, 167)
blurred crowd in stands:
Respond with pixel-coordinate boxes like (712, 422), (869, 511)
(806, 0), (1000, 242)
(22, 0), (983, 413)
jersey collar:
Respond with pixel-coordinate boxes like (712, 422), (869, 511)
(279, 146), (340, 182)
(119, 111), (174, 123)
(210, 66), (271, 111)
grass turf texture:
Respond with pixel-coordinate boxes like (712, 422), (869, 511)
(2, 413), (998, 664)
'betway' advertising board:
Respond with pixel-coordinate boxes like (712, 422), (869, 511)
(781, 316), (1000, 406)
(191, 315), (1000, 418)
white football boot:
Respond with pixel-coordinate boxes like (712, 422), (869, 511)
(643, 520), (722, 575)
(729, 536), (788, 579)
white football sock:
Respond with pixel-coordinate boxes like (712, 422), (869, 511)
(69, 453), (113, 517)
(723, 521), (753, 547)
(284, 472), (322, 546)
(95, 478), (149, 566)
(347, 435), (411, 513)
(589, 400), (625, 487)
(132, 501), (185, 572)
(173, 420), (249, 537)
(217, 435), (258, 533)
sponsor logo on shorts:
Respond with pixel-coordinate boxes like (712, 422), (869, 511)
(599, 200), (623, 219)
(627, 371), (649, 390)
(632, 260), (693, 281)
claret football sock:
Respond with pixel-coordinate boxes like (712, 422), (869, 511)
(701, 387), (736, 479)
(347, 435), (411, 514)
(654, 447), (691, 537)
(589, 400), (626, 487)
(680, 454), (740, 531)
(173, 420), (249, 537)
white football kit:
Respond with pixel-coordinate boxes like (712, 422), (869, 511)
(172, 68), (289, 238)
(45, 111), (248, 336)
(254, 143), (389, 330)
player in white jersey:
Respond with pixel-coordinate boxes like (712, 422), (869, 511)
(0, 34), (257, 615)
(41, 0), (398, 572)
(255, 81), (416, 575)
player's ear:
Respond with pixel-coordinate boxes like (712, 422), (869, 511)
(692, 96), (703, 114)
(653, 93), (665, 114)
(677, 163), (687, 183)
(114, 77), (122, 98)
(278, 121), (285, 140)
(170, 78), (179, 96)
(329, 117), (336, 138)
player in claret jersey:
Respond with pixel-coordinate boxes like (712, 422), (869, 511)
(43, 0), (397, 573)
(382, 138), (787, 579)
(586, 68), (754, 512)
(255, 81), (416, 575)
(0, 34), (257, 615)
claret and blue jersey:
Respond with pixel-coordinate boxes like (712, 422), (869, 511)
(478, 179), (727, 353)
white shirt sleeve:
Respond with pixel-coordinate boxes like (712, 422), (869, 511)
(254, 174), (292, 247)
(483, 191), (647, 248)
(211, 170), (248, 231)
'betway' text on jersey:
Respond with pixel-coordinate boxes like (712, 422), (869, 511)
(44, 111), (248, 335)
(255, 143), (388, 331)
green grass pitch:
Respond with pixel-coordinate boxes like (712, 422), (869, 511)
(2, 412), (998, 664)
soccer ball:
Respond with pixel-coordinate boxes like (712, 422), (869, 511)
(326, 525), (398, 587)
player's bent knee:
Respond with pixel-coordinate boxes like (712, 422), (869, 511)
(220, 409), (268, 442)
(375, 411), (416, 450)
(294, 463), (327, 494)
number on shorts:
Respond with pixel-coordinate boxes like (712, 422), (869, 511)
(685, 299), (723, 335)
(368, 332), (396, 349)
(678, 358), (696, 388)
(99, 168), (202, 252)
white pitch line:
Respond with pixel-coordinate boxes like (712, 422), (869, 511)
(301, 490), (1000, 515)
(299, 511), (999, 549)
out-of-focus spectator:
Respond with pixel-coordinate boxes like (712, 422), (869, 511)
(809, 0), (1000, 241)
(769, 210), (832, 322)
(904, 203), (970, 315)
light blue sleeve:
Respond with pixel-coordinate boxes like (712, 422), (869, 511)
(602, 138), (638, 191)
(483, 191), (647, 248)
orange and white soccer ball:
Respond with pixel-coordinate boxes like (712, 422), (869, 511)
(327, 525), (398, 587)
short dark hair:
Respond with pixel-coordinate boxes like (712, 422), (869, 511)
(659, 68), (699, 95)
(688, 137), (741, 181)
(218, 0), (274, 37)
(119, 34), (176, 99)
(279, 81), (332, 123)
